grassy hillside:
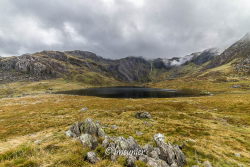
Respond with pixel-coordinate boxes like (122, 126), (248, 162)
(0, 78), (249, 167)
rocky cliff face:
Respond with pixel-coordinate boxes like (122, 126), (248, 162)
(0, 51), (157, 83)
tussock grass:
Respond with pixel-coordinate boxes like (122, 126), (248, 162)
(0, 78), (250, 166)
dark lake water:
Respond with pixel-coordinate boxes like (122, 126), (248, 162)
(55, 86), (201, 98)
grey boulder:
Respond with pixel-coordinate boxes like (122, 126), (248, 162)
(86, 151), (100, 164)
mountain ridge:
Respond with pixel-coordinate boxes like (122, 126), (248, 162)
(1, 33), (250, 83)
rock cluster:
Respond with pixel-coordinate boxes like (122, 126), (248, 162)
(66, 118), (186, 167)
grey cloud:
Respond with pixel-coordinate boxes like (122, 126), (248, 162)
(0, 0), (250, 58)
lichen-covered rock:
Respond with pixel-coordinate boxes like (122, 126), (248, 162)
(83, 118), (99, 135)
(86, 151), (100, 164)
(68, 122), (83, 137)
(147, 157), (170, 167)
(79, 134), (98, 149)
(66, 118), (105, 138)
(154, 134), (186, 167)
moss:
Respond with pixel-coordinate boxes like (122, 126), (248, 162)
(135, 160), (148, 167)
(117, 156), (127, 166)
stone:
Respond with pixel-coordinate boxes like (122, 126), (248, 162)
(135, 111), (152, 119)
(154, 134), (186, 167)
(66, 118), (105, 138)
(83, 118), (99, 135)
(79, 134), (98, 149)
(65, 130), (74, 137)
(149, 150), (160, 159)
(86, 151), (100, 164)
(203, 160), (212, 167)
(232, 85), (241, 88)
(136, 131), (144, 136)
(68, 122), (83, 137)
(154, 133), (165, 142)
(34, 140), (42, 145)
(126, 156), (137, 167)
(102, 136), (111, 148)
(234, 153), (241, 157)
(80, 107), (88, 112)
(147, 157), (170, 167)
(97, 127), (106, 137)
(111, 125), (118, 129)
(138, 155), (149, 163)
(170, 162), (178, 167)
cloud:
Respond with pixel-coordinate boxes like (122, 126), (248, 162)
(1, 0), (250, 58)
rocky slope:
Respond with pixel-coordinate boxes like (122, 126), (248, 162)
(206, 33), (250, 74)
(0, 51), (158, 83)
(0, 48), (219, 84)
(158, 48), (219, 79)
(1, 33), (250, 84)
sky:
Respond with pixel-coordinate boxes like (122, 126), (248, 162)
(0, 0), (250, 59)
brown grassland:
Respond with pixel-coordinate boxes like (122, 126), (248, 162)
(0, 78), (250, 167)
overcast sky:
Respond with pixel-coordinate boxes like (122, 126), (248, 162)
(0, 0), (250, 59)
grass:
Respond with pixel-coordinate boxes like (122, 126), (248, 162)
(0, 78), (250, 166)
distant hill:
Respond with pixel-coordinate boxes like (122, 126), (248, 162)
(1, 33), (250, 84)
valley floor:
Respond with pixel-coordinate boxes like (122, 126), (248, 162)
(0, 78), (250, 167)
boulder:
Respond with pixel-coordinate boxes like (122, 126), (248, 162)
(68, 122), (83, 137)
(66, 118), (105, 138)
(154, 134), (186, 167)
(86, 151), (100, 164)
(79, 134), (98, 149)
(135, 111), (152, 119)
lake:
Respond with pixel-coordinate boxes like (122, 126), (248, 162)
(55, 86), (202, 98)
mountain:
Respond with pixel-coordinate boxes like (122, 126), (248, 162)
(154, 48), (219, 79)
(0, 48), (220, 84)
(0, 51), (160, 83)
(187, 48), (219, 65)
(206, 33), (250, 74)
(2, 32), (250, 84)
